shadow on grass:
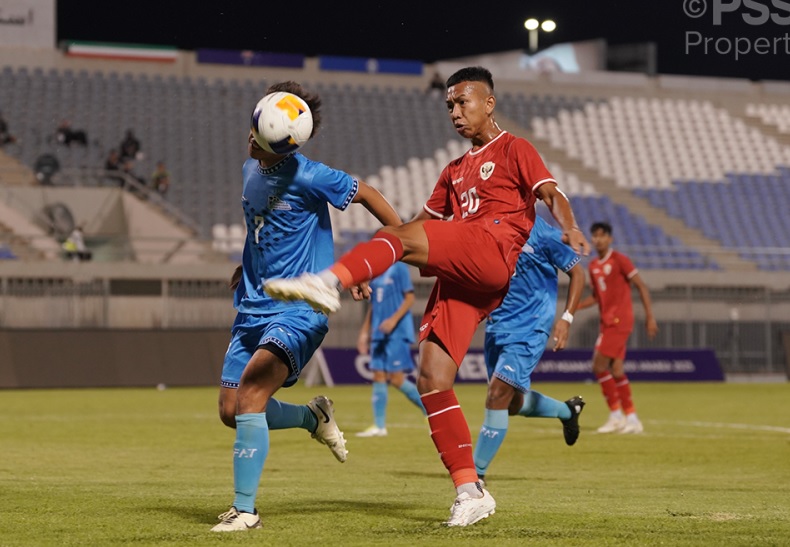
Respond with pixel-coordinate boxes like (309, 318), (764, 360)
(147, 498), (436, 525)
(391, 470), (532, 483)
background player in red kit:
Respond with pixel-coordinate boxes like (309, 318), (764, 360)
(265, 66), (590, 526)
(578, 222), (658, 434)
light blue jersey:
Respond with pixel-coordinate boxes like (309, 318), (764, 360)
(234, 154), (358, 315)
(369, 262), (415, 343)
(487, 216), (580, 338)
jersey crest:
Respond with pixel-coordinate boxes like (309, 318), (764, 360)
(480, 161), (495, 180)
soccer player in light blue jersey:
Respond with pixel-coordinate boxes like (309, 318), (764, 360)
(473, 215), (586, 483)
(212, 81), (401, 532)
(355, 262), (426, 437)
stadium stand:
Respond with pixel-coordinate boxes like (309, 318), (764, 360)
(1, 65), (790, 271)
(1, 52), (789, 375)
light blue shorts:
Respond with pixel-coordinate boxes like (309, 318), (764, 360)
(484, 330), (549, 393)
(221, 309), (328, 389)
(369, 337), (415, 373)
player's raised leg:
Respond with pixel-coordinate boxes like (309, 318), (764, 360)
(264, 222), (430, 313)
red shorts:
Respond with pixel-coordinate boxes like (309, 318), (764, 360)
(418, 220), (512, 366)
(594, 325), (633, 361)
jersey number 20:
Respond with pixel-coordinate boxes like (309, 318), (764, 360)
(460, 187), (480, 218)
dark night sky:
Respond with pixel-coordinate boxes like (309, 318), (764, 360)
(56, 0), (790, 81)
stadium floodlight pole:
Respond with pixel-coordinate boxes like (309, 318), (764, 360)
(524, 18), (556, 53)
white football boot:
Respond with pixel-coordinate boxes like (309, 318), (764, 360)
(264, 273), (341, 314)
(211, 507), (262, 532)
(444, 488), (496, 527)
(308, 396), (348, 463)
(619, 414), (644, 434)
(355, 425), (388, 437)
(597, 413), (626, 433)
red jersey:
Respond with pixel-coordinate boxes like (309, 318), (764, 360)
(589, 249), (638, 329)
(423, 131), (556, 271)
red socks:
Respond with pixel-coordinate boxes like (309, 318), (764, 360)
(422, 390), (478, 487)
(615, 374), (635, 414)
(330, 230), (404, 289)
(596, 371), (621, 412)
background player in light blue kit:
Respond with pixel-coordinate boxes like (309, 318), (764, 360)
(474, 215), (586, 483)
(355, 262), (426, 437)
(212, 81), (401, 532)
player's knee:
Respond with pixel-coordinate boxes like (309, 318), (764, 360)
(218, 398), (237, 429)
(388, 373), (404, 388)
(485, 383), (513, 410)
(507, 392), (524, 415)
(219, 411), (236, 429)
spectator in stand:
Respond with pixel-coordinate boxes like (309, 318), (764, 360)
(62, 225), (92, 262)
(55, 119), (88, 146)
(0, 112), (17, 146)
(122, 158), (146, 189)
(150, 161), (171, 195)
(120, 129), (141, 161)
(104, 149), (124, 186)
(426, 71), (445, 97)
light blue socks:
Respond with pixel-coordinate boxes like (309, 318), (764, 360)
(473, 408), (509, 477)
(232, 413), (269, 513)
(372, 381), (388, 428)
(265, 398), (318, 432)
(519, 390), (571, 420)
(398, 380), (426, 415)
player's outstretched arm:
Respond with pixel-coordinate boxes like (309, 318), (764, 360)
(552, 263), (585, 351)
(537, 185), (590, 256)
(352, 181), (402, 228)
(630, 273), (659, 339)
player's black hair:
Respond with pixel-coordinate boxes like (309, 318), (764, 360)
(446, 66), (494, 91)
(265, 81), (322, 137)
(590, 221), (613, 235)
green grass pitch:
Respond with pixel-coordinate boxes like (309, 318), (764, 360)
(1, 382), (789, 546)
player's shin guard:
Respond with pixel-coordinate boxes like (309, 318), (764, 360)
(372, 381), (388, 429)
(265, 399), (317, 431)
(232, 413), (269, 513)
(330, 230), (404, 288)
(473, 409), (508, 477)
(614, 374), (635, 414)
(422, 390), (478, 487)
(596, 371), (621, 411)
(518, 390), (571, 419)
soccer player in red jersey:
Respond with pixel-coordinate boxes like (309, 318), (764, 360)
(265, 66), (590, 526)
(578, 222), (658, 434)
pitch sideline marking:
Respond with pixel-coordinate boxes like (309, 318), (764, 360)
(645, 419), (790, 435)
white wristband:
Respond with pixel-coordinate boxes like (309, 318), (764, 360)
(561, 310), (574, 324)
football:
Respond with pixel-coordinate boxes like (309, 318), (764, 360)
(250, 91), (313, 154)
